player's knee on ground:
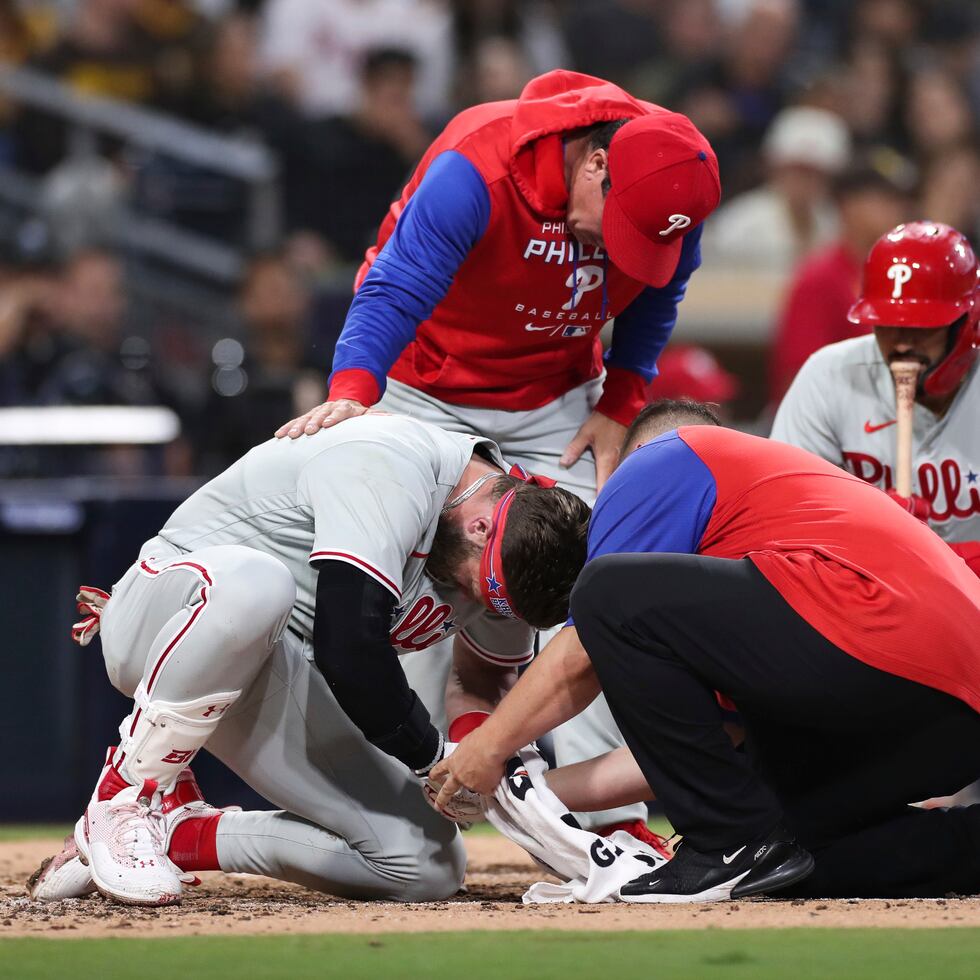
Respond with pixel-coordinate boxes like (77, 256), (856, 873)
(337, 819), (466, 902)
(336, 825), (466, 902)
(392, 831), (467, 902)
(243, 816), (466, 902)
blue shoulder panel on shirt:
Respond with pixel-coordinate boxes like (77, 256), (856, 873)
(587, 429), (716, 559)
(566, 431), (716, 626)
(329, 150), (491, 390)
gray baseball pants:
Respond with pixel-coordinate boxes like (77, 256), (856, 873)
(98, 538), (466, 901)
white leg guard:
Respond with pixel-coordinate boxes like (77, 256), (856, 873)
(114, 683), (241, 792)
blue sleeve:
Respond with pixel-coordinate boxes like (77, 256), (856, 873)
(604, 223), (702, 382)
(328, 150), (491, 392)
(567, 432), (716, 625)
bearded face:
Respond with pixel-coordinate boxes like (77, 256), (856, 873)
(426, 511), (482, 586)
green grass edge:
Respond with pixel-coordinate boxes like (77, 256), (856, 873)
(2, 928), (980, 980)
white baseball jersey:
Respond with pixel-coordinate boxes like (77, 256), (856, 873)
(151, 413), (533, 665)
(771, 335), (980, 543)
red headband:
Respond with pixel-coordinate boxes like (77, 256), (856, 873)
(479, 465), (556, 619)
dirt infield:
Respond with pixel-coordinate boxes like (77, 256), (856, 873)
(2, 832), (978, 937)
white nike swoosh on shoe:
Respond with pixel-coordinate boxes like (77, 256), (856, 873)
(722, 845), (747, 865)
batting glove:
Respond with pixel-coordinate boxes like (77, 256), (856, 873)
(71, 585), (110, 646)
(885, 489), (931, 523)
(420, 741), (486, 827)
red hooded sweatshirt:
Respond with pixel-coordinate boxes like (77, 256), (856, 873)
(328, 71), (704, 425)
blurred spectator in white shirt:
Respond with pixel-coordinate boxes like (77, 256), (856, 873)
(703, 105), (851, 276)
(258, 0), (452, 122)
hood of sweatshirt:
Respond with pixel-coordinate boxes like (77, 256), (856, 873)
(509, 70), (659, 217)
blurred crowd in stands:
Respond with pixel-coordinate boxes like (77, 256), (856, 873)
(0, 0), (977, 479)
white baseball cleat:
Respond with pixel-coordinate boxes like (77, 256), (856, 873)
(75, 778), (187, 906)
(26, 768), (223, 902)
(26, 834), (97, 901)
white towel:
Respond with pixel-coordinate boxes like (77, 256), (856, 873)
(483, 746), (669, 904)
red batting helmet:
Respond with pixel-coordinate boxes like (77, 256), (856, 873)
(847, 221), (980, 397)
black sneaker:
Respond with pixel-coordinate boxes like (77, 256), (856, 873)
(620, 826), (814, 904)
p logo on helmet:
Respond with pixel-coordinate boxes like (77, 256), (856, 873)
(887, 263), (913, 299)
(847, 221), (980, 398)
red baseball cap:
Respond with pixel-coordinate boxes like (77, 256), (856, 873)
(643, 345), (739, 404)
(603, 113), (720, 288)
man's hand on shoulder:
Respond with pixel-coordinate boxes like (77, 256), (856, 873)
(560, 410), (627, 492)
(275, 399), (368, 439)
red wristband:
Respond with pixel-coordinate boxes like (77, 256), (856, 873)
(448, 710), (490, 743)
(327, 368), (382, 406)
(595, 364), (647, 427)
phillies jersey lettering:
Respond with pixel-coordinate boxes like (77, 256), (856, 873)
(522, 240), (606, 265)
(389, 595), (456, 652)
(153, 414), (533, 666)
(514, 305), (611, 321)
(842, 452), (980, 523)
(772, 335), (980, 543)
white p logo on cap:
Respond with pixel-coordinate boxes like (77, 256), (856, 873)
(659, 214), (691, 236)
(887, 263), (913, 298)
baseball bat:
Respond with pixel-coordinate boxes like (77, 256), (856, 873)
(890, 360), (920, 498)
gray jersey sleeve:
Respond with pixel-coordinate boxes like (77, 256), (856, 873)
(297, 441), (435, 600)
(458, 614), (535, 668)
(770, 349), (845, 465)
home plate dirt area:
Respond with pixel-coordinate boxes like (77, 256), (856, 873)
(2, 831), (978, 937)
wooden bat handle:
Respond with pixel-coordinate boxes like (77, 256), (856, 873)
(890, 360), (920, 498)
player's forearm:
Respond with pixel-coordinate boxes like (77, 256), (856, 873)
(327, 300), (415, 405)
(444, 637), (517, 727)
(544, 746), (653, 812)
(313, 563), (440, 771)
(327, 238), (445, 404)
(478, 626), (600, 763)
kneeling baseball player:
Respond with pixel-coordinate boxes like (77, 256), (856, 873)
(28, 413), (589, 906)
